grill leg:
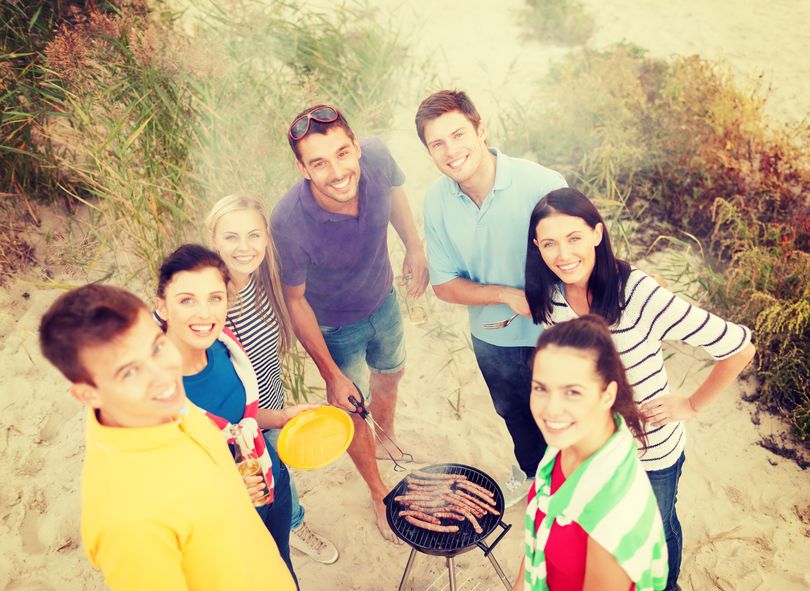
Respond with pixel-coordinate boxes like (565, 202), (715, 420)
(397, 547), (418, 591)
(446, 556), (457, 591)
(485, 552), (512, 590)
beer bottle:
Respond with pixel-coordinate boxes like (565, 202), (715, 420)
(231, 425), (272, 507)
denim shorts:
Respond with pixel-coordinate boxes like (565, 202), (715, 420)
(319, 288), (406, 404)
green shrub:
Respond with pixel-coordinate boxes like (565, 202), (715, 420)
(498, 45), (810, 443)
(33, 0), (407, 281)
(178, 0), (406, 208)
(42, 7), (199, 280)
(24, 0), (408, 400)
(1, 1), (65, 204)
(521, 0), (595, 46)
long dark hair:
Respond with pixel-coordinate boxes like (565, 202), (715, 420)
(155, 244), (230, 331)
(525, 188), (631, 326)
(533, 315), (647, 447)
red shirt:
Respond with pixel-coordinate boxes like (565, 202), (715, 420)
(531, 457), (634, 591)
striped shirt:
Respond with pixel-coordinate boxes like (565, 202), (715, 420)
(226, 276), (285, 410)
(549, 268), (752, 471)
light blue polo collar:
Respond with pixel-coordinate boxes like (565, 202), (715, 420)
(453, 148), (512, 203)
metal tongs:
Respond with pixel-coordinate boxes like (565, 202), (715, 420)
(349, 386), (413, 472)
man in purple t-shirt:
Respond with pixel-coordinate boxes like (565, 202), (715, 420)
(271, 105), (428, 542)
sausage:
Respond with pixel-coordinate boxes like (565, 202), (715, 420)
(455, 480), (495, 501)
(411, 471), (467, 481)
(443, 493), (486, 518)
(395, 494), (441, 503)
(406, 491), (451, 499)
(406, 484), (453, 495)
(433, 511), (465, 521)
(404, 515), (460, 533)
(454, 489), (500, 515)
(448, 504), (483, 534)
(398, 510), (441, 524)
(404, 503), (446, 514)
(397, 496), (447, 508)
(408, 480), (454, 490)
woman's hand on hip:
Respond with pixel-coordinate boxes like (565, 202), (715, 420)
(640, 393), (697, 426)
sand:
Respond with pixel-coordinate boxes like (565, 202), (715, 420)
(2, 1), (809, 590)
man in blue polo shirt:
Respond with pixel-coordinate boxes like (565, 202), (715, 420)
(271, 105), (428, 541)
(415, 90), (567, 507)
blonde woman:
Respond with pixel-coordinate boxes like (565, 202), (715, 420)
(206, 194), (339, 565)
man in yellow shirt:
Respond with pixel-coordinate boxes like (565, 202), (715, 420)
(39, 284), (296, 591)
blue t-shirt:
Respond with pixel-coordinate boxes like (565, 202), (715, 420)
(183, 340), (246, 425)
(271, 138), (405, 327)
(423, 148), (567, 347)
(183, 340), (283, 484)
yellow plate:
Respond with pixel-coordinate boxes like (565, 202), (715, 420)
(276, 406), (354, 470)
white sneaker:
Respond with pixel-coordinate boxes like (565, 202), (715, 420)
(500, 465), (532, 509)
(289, 522), (339, 565)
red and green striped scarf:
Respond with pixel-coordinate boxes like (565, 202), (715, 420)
(524, 415), (668, 591)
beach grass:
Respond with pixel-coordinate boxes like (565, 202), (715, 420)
(520, 0), (595, 46)
(7, 0), (408, 401)
(497, 44), (810, 444)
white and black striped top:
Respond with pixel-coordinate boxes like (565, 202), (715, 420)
(226, 276), (285, 410)
(549, 268), (752, 471)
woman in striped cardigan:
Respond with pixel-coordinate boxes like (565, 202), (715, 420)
(206, 194), (339, 565)
(524, 188), (756, 591)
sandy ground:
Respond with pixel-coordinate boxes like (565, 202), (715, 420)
(2, 1), (809, 590)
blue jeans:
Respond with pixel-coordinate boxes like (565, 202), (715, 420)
(471, 336), (546, 478)
(646, 452), (685, 591)
(265, 428), (304, 530)
(256, 436), (298, 589)
(319, 288), (406, 404)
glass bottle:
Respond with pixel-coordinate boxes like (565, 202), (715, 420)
(402, 273), (427, 325)
(232, 425), (272, 507)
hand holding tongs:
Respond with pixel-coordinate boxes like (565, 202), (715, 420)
(348, 387), (413, 472)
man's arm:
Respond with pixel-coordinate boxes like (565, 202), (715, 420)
(433, 278), (531, 317)
(422, 192), (529, 317)
(282, 282), (359, 411)
(389, 186), (428, 298)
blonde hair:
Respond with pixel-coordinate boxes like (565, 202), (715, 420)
(205, 193), (292, 357)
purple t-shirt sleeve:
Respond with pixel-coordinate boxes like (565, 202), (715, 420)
(270, 208), (310, 287)
(364, 137), (405, 187)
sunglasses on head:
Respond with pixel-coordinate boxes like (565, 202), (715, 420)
(288, 105), (340, 141)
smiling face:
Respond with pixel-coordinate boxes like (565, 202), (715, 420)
(534, 213), (603, 288)
(295, 127), (362, 210)
(211, 208), (268, 284)
(157, 267), (228, 354)
(530, 345), (616, 452)
(422, 110), (489, 187)
(71, 310), (186, 428)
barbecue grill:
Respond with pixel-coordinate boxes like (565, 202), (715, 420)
(384, 463), (513, 590)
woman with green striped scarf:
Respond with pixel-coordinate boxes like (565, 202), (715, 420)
(512, 315), (668, 591)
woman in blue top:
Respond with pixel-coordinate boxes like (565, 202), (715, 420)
(155, 244), (316, 588)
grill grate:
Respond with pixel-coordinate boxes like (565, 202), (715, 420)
(384, 463), (505, 557)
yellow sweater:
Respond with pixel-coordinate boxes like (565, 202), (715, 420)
(81, 404), (296, 591)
